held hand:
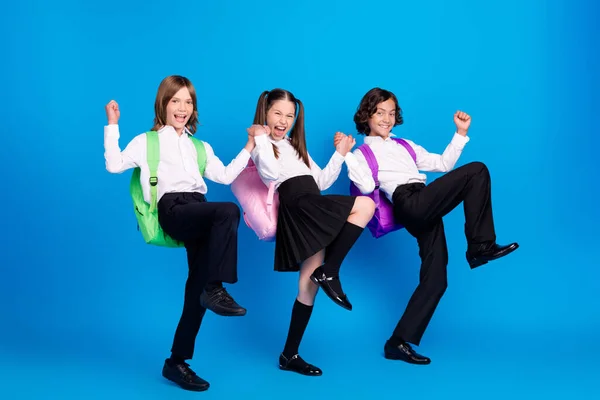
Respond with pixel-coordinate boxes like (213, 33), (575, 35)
(247, 124), (270, 137)
(454, 110), (471, 136)
(333, 131), (346, 147)
(335, 134), (356, 156)
(105, 100), (120, 125)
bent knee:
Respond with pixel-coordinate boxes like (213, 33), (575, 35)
(217, 202), (241, 221)
(467, 161), (489, 175)
(356, 196), (376, 215)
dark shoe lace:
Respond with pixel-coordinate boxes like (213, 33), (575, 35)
(176, 362), (200, 382)
(208, 287), (234, 305)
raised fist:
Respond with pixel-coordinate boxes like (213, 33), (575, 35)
(105, 100), (120, 125)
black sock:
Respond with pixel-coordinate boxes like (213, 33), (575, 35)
(321, 222), (364, 294)
(169, 354), (186, 365)
(468, 241), (494, 255)
(282, 300), (313, 358)
(387, 335), (405, 347)
(323, 222), (364, 276)
(205, 281), (223, 293)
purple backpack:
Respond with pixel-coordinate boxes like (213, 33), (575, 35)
(350, 138), (417, 238)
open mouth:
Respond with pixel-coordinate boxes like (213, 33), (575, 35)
(174, 114), (188, 123)
(274, 126), (287, 135)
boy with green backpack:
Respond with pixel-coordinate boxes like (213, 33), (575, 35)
(103, 76), (269, 392)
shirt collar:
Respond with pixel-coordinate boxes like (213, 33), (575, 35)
(157, 125), (193, 137)
(268, 136), (290, 145)
(363, 132), (396, 144)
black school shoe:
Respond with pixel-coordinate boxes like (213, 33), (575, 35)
(384, 341), (431, 365)
(467, 242), (519, 268)
(310, 267), (352, 310)
(162, 358), (209, 392)
(200, 287), (247, 316)
(279, 353), (322, 376)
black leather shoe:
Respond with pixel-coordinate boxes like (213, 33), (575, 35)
(384, 341), (431, 365)
(162, 359), (209, 392)
(279, 353), (322, 376)
(200, 287), (246, 316)
(467, 242), (519, 268)
(310, 267), (352, 311)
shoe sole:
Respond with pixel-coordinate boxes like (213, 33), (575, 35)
(383, 353), (431, 365)
(279, 365), (323, 376)
(207, 308), (247, 317)
(468, 258), (488, 268)
(200, 301), (247, 317)
(468, 243), (519, 268)
(162, 372), (210, 392)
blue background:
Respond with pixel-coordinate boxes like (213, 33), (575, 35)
(1, 0), (598, 398)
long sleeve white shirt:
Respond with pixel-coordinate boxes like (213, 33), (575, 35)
(349, 132), (470, 201)
(251, 136), (372, 191)
(104, 124), (271, 203)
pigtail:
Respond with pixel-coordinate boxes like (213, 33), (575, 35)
(290, 99), (310, 168)
(253, 91), (269, 125)
(253, 90), (279, 159)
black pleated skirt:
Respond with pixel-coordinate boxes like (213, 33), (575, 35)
(274, 175), (356, 272)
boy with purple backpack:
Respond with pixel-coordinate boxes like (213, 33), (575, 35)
(337, 87), (519, 365)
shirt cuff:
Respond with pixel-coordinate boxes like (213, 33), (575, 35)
(451, 132), (470, 148)
(254, 133), (270, 146)
(332, 151), (345, 163)
(236, 148), (252, 163)
(343, 152), (359, 168)
(104, 124), (120, 138)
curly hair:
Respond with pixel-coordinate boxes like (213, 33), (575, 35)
(353, 88), (403, 135)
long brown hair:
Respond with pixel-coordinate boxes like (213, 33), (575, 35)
(151, 75), (199, 134)
(253, 89), (310, 168)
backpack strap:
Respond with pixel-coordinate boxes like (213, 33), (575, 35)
(356, 144), (380, 186)
(190, 137), (207, 175)
(391, 138), (417, 164)
(356, 144), (382, 205)
(146, 131), (160, 213)
(266, 182), (276, 213)
(247, 157), (276, 213)
(145, 133), (208, 214)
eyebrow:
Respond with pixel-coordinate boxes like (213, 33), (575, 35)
(172, 97), (192, 101)
(377, 107), (395, 112)
(273, 108), (295, 116)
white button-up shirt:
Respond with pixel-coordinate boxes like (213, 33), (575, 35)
(104, 124), (271, 203)
(252, 136), (372, 191)
(348, 132), (470, 201)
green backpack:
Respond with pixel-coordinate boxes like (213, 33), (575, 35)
(129, 131), (207, 247)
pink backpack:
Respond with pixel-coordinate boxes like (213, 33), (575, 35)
(231, 159), (279, 241)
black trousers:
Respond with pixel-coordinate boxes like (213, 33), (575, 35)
(391, 162), (496, 345)
(158, 192), (241, 359)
